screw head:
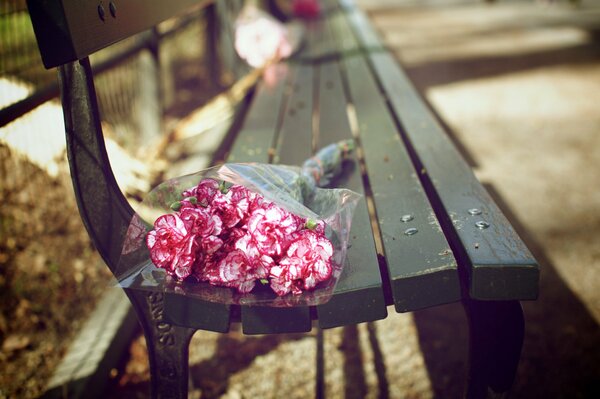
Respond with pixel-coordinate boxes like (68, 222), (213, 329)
(97, 4), (106, 21)
(400, 214), (414, 223)
(109, 2), (117, 18)
(404, 227), (418, 236)
(468, 208), (482, 216)
(475, 221), (490, 230)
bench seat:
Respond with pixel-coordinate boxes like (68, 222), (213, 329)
(162, 1), (538, 335)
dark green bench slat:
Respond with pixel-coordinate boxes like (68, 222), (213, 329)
(330, 5), (461, 311)
(372, 51), (538, 300)
(27, 0), (205, 68)
(164, 293), (231, 333)
(342, 54), (462, 311)
(306, 18), (337, 60)
(314, 61), (387, 328)
(317, 15), (387, 320)
(240, 306), (312, 334)
(345, 7), (539, 300)
(240, 63), (313, 334)
(328, 9), (360, 53)
(293, 21), (318, 60)
(339, 52), (461, 312)
(165, 63), (291, 333)
(227, 64), (290, 163)
(273, 64), (315, 165)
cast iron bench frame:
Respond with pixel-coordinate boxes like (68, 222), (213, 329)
(27, 0), (539, 397)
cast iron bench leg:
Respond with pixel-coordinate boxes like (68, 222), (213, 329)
(127, 290), (196, 399)
(463, 300), (524, 399)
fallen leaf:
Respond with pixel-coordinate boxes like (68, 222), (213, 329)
(2, 334), (31, 353)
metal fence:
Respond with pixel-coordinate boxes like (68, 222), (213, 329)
(0, 0), (244, 150)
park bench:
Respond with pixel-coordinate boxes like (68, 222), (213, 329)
(27, 0), (539, 397)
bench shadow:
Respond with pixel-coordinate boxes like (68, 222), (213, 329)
(189, 331), (307, 398)
(334, 323), (390, 399)
(412, 184), (600, 398)
(405, 40), (600, 92)
(339, 325), (369, 399)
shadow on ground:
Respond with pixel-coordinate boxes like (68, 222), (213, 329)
(413, 185), (600, 397)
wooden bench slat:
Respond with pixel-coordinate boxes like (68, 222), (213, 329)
(240, 63), (313, 334)
(229, 15), (388, 331)
(164, 293), (232, 333)
(314, 61), (387, 328)
(227, 64), (290, 163)
(305, 18), (337, 61)
(372, 51), (538, 300)
(327, 6), (463, 311)
(328, 9), (360, 53)
(344, 7), (539, 300)
(164, 63), (292, 333)
(241, 306), (312, 334)
(274, 64), (315, 164)
(340, 52), (462, 312)
(288, 16), (386, 327)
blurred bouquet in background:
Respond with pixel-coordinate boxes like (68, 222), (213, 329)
(234, 3), (304, 68)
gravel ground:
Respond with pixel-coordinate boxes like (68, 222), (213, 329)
(107, 0), (600, 397)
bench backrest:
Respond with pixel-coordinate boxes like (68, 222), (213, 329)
(28, 0), (207, 68)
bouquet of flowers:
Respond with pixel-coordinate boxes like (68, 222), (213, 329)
(234, 3), (304, 68)
(116, 140), (360, 306)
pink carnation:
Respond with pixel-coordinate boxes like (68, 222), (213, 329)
(146, 214), (198, 279)
(216, 250), (258, 293)
(234, 233), (274, 279)
(146, 179), (336, 296)
(247, 203), (304, 257)
(179, 207), (224, 255)
(211, 188), (251, 228)
(217, 250), (256, 292)
(228, 184), (257, 205)
(183, 179), (219, 207)
(269, 230), (333, 296)
(179, 207), (222, 237)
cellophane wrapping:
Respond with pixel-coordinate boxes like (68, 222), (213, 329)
(115, 141), (360, 307)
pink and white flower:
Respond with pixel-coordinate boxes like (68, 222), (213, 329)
(216, 250), (258, 293)
(146, 214), (198, 279)
(211, 188), (250, 228)
(179, 207), (222, 237)
(269, 230), (333, 296)
(247, 203), (304, 257)
(146, 179), (335, 296)
(183, 179), (219, 207)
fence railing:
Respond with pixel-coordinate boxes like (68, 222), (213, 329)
(0, 0), (244, 153)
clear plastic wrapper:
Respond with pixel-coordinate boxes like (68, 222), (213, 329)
(116, 141), (361, 307)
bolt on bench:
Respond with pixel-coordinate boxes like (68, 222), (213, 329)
(27, 0), (539, 397)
